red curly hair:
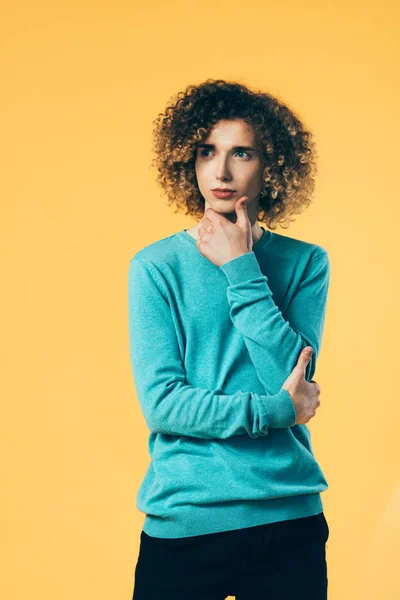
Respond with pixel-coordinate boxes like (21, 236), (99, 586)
(150, 79), (319, 230)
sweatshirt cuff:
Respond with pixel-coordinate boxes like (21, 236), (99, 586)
(262, 388), (297, 428)
(220, 252), (264, 285)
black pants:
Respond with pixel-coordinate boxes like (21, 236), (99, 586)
(132, 511), (329, 599)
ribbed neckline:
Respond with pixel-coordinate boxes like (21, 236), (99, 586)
(180, 226), (272, 250)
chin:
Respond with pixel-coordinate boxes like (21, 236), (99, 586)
(209, 200), (236, 208)
(215, 206), (236, 215)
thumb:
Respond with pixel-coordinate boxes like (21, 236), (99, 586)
(235, 196), (252, 246)
(297, 346), (313, 373)
(235, 196), (249, 227)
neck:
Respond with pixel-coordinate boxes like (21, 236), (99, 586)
(188, 219), (264, 245)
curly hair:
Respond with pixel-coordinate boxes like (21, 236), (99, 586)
(150, 78), (319, 230)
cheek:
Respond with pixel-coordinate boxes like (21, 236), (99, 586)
(248, 168), (264, 188)
(195, 164), (208, 185)
(241, 173), (260, 190)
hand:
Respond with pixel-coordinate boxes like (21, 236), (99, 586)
(195, 196), (253, 267)
(281, 347), (321, 425)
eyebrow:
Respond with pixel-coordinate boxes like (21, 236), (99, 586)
(197, 143), (258, 152)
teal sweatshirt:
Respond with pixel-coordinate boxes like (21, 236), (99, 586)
(127, 226), (330, 539)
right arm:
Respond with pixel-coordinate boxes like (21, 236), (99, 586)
(127, 257), (297, 440)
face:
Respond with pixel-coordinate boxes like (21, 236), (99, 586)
(194, 119), (264, 224)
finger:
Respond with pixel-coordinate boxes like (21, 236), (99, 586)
(297, 346), (313, 372)
(311, 379), (320, 390)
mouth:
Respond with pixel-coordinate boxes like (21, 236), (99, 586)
(211, 189), (237, 199)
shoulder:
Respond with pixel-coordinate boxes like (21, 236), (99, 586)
(129, 231), (183, 271)
(269, 230), (329, 262)
(128, 232), (185, 296)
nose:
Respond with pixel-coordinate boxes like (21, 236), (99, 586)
(215, 155), (232, 183)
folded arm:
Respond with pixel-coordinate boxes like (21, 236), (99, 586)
(219, 250), (330, 395)
(128, 257), (297, 440)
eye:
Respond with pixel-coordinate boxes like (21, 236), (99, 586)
(199, 149), (252, 159)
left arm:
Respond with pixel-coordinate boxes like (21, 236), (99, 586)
(219, 250), (330, 395)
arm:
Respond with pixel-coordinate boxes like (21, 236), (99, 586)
(219, 250), (330, 395)
(127, 257), (296, 440)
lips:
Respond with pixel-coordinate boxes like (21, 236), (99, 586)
(212, 189), (236, 192)
(212, 190), (236, 199)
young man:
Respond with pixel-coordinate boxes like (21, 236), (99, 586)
(128, 80), (330, 599)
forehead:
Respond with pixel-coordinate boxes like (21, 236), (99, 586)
(202, 119), (255, 143)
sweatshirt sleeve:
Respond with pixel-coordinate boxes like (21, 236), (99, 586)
(127, 257), (296, 439)
(219, 250), (330, 395)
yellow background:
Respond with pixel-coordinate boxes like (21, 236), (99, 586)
(1, 1), (399, 599)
